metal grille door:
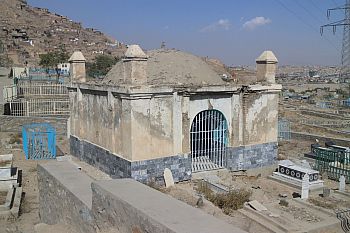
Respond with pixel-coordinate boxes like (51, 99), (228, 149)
(190, 110), (228, 172)
(278, 119), (291, 141)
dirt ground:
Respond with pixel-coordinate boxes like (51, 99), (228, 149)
(0, 132), (108, 233)
(0, 130), (349, 233)
(279, 100), (350, 140)
(156, 139), (350, 232)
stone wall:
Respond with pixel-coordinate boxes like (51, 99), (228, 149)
(0, 115), (68, 135)
(71, 135), (276, 180)
(131, 154), (191, 184)
(300, 110), (348, 120)
(226, 142), (278, 171)
(70, 135), (131, 179)
(37, 163), (95, 233)
(70, 136), (191, 184)
(91, 179), (247, 233)
(38, 161), (247, 233)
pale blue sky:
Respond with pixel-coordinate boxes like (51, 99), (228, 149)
(28, 0), (346, 66)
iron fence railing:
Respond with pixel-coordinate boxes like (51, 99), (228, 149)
(278, 119), (291, 141)
(6, 99), (70, 116)
(313, 146), (350, 182)
(3, 83), (68, 102)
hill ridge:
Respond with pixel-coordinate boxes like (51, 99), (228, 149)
(0, 0), (126, 66)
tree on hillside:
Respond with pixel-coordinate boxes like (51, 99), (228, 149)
(39, 46), (69, 82)
(39, 50), (69, 69)
(86, 55), (119, 78)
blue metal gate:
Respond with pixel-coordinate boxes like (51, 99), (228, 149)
(22, 123), (56, 160)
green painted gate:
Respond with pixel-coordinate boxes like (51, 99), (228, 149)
(313, 146), (350, 182)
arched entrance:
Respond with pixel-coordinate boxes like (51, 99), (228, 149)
(190, 110), (228, 172)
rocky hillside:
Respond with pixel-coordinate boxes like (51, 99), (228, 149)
(0, 0), (126, 66)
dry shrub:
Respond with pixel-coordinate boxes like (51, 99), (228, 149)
(196, 181), (252, 214)
(196, 181), (215, 200)
(277, 153), (287, 160)
(213, 189), (252, 214)
(9, 132), (22, 144)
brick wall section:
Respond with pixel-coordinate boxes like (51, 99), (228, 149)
(0, 115), (68, 135)
(226, 142), (278, 171)
(70, 135), (192, 184)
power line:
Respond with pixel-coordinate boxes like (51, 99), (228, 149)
(321, 0), (350, 81)
(275, 0), (341, 53)
(295, 0), (342, 40)
(310, 0), (329, 17)
(295, 0), (324, 24)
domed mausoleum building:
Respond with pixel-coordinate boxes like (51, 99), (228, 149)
(68, 45), (281, 183)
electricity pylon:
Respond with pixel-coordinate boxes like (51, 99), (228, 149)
(321, 0), (350, 82)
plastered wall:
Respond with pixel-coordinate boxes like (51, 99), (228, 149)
(69, 85), (280, 162)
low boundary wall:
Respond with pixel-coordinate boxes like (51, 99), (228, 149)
(291, 132), (350, 147)
(38, 161), (247, 233)
(0, 115), (68, 135)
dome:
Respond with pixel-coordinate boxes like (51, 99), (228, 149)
(104, 49), (228, 86)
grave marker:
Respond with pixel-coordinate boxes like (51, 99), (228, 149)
(164, 168), (174, 188)
(339, 175), (346, 192)
(301, 173), (309, 199)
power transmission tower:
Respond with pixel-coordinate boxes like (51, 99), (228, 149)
(321, 0), (350, 83)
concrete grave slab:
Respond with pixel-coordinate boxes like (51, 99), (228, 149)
(240, 199), (342, 233)
(248, 200), (268, 212)
(0, 154), (13, 179)
(270, 159), (323, 190)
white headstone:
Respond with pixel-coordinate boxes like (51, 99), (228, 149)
(301, 173), (310, 199)
(164, 168), (174, 188)
(339, 175), (346, 192)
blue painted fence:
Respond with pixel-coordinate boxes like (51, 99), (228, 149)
(22, 123), (56, 160)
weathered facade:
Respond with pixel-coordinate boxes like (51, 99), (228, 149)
(68, 46), (281, 183)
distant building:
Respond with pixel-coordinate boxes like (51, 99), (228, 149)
(9, 67), (28, 79)
(57, 63), (70, 75)
(344, 98), (350, 107)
